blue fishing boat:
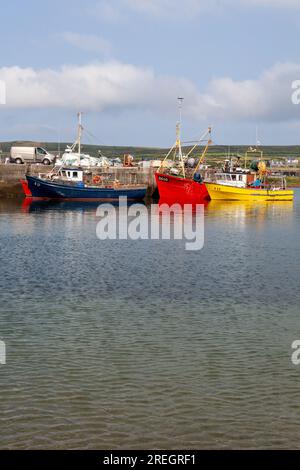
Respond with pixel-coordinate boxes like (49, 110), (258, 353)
(25, 168), (147, 201)
(22, 113), (147, 201)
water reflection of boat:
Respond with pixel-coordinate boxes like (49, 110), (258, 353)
(0, 198), (26, 214)
(22, 199), (99, 213)
(158, 198), (210, 212)
(205, 200), (294, 223)
(21, 198), (146, 213)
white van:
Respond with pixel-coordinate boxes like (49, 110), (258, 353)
(10, 146), (56, 165)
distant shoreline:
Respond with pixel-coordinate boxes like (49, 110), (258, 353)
(1, 141), (300, 162)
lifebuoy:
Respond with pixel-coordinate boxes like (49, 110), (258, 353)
(93, 175), (102, 184)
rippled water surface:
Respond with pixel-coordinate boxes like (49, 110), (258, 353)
(0, 193), (300, 449)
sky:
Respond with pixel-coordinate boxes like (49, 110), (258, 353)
(0, 0), (300, 147)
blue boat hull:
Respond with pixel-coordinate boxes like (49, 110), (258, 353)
(26, 176), (147, 201)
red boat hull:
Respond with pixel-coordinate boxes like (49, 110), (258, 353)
(20, 179), (32, 197)
(155, 173), (210, 204)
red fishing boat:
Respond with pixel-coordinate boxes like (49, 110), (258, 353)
(155, 98), (212, 205)
(156, 172), (210, 205)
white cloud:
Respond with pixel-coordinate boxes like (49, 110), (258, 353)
(61, 32), (112, 55)
(0, 61), (299, 124)
(208, 62), (300, 121)
(0, 62), (203, 113)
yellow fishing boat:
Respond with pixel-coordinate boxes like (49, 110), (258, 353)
(205, 182), (294, 201)
(205, 147), (294, 202)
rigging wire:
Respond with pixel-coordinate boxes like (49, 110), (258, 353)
(83, 127), (107, 147)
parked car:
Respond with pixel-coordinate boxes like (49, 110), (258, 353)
(10, 146), (56, 165)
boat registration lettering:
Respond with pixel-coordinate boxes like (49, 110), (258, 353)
(158, 176), (169, 182)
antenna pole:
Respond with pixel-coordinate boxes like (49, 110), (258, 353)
(177, 97), (184, 143)
(177, 97), (185, 178)
(178, 97), (183, 127)
(77, 112), (82, 167)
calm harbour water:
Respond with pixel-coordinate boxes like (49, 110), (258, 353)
(0, 192), (300, 449)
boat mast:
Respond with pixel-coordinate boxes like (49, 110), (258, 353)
(77, 112), (82, 167)
(176, 97), (185, 178)
(158, 98), (212, 176)
(192, 127), (212, 176)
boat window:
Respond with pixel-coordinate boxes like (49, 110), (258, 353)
(73, 172), (78, 178)
(232, 175), (236, 180)
(62, 171), (66, 176)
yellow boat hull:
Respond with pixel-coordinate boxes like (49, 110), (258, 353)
(205, 183), (294, 201)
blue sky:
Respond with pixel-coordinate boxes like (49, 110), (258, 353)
(0, 0), (300, 147)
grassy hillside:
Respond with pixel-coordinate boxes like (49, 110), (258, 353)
(0, 141), (165, 160)
(1, 141), (300, 164)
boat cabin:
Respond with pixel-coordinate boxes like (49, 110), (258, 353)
(38, 167), (85, 186)
(215, 172), (252, 188)
(39, 168), (83, 183)
(57, 168), (84, 182)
